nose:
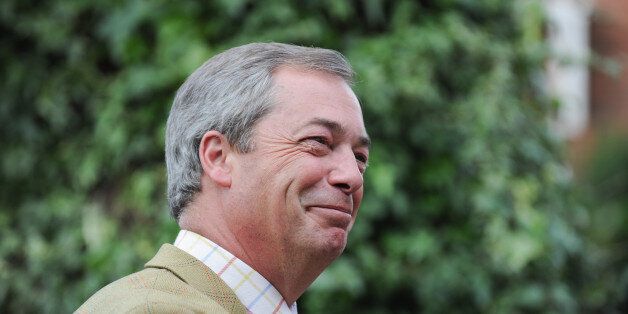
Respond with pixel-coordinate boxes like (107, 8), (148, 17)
(327, 147), (364, 194)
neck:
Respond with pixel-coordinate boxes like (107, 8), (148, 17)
(179, 193), (339, 305)
(246, 246), (336, 304)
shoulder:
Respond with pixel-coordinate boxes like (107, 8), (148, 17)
(76, 267), (231, 313)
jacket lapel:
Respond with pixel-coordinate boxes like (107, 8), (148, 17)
(145, 244), (248, 313)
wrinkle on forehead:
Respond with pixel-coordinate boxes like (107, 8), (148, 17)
(271, 68), (360, 110)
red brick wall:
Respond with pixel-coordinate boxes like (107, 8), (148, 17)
(569, 0), (628, 172)
(590, 0), (628, 131)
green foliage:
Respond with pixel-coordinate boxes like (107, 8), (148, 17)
(0, 0), (624, 312)
(576, 135), (628, 311)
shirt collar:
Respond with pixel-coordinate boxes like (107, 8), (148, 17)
(174, 230), (298, 314)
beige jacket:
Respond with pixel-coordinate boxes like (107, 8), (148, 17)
(76, 244), (247, 313)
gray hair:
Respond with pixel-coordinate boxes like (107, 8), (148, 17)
(165, 42), (354, 221)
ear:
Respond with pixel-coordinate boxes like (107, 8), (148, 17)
(198, 130), (232, 187)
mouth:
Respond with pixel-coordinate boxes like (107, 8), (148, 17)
(312, 204), (352, 215)
(305, 205), (353, 228)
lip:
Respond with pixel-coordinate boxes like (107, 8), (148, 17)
(306, 205), (353, 228)
(309, 205), (352, 216)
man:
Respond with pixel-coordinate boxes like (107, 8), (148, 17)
(78, 42), (370, 313)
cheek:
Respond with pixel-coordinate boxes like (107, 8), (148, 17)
(302, 161), (328, 181)
(352, 188), (364, 214)
(280, 152), (329, 183)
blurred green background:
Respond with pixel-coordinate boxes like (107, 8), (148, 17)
(1, 0), (627, 313)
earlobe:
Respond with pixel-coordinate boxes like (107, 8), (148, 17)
(198, 131), (232, 187)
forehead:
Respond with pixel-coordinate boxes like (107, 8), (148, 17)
(267, 67), (368, 139)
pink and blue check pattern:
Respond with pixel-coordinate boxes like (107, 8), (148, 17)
(174, 230), (298, 314)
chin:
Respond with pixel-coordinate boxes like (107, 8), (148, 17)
(321, 228), (348, 257)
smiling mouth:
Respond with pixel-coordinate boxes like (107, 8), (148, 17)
(311, 205), (351, 215)
(306, 205), (353, 228)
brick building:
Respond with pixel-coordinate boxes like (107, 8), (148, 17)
(546, 0), (628, 171)
(590, 0), (628, 133)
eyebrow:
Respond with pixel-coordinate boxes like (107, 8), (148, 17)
(306, 118), (371, 148)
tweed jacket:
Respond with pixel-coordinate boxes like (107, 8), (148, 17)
(76, 244), (248, 313)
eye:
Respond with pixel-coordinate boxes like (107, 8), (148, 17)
(355, 152), (369, 173)
(308, 136), (331, 147)
(355, 153), (368, 164)
(301, 136), (333, 156)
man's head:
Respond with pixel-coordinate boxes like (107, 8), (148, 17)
(166, 43), (357, 220)
(165, 43), (369, 301)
